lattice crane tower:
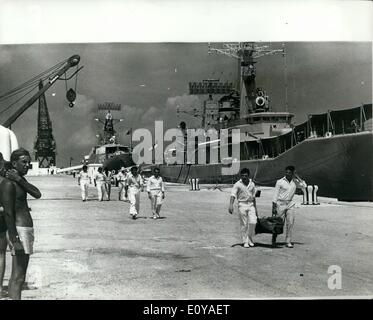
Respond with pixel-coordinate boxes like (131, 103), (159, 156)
(34, 80), (56, 168)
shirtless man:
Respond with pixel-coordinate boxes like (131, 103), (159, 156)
(0, 152), (16, 298)
(4, 148), (41, 300)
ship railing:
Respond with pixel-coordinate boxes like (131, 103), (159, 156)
(305, 103), (372, 138)
(240, 104), (372, 161)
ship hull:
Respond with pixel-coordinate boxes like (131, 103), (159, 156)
(158, 131), (373, 201)
(102, 153), (134, 172)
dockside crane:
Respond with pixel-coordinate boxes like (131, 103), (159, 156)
(0, 55), (83, 167)
(1, 55), (82, 128)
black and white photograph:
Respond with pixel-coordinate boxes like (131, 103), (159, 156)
(0, 0), (372, 307)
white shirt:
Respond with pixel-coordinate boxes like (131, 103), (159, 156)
(146, 175), (165, 192)
(125, 173), (143, 190)
(79, 171), (90, 183)
(94, 172), (105, 183)
(117, 172), (127, 182)
(272, 177), (307, 203)
(231, 179), (256, 202)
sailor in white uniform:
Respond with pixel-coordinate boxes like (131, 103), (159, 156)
(124, 166), (144, 219)
(103, 168), (113, 201)
(78, 165), (91, 201)
(94, 167), (107, 201)
(117, 167), (127, 201)
(272, 165), (307, 248)
(146, 167), (165, 219)
(229, 168), (258, 248)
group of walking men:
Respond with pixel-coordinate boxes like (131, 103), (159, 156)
(0, 150), (305, 300)
(78, 166), (113, 201)
(78, 165), (165, 220)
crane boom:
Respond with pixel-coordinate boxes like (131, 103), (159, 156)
(2, 55), (80, 128)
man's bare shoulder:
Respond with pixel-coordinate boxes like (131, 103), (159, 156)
(0, 177), (16, 192)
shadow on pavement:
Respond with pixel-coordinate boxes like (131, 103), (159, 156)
(255, 241), (305, 248)
(231, 241), (305, 248)
(276, 241), (304, 246)
(231, 243), (244, 247)
(254, 242), (279, 248)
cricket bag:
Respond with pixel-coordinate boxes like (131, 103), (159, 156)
(255, 216), (284, 235)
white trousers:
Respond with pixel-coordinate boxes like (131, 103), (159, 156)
(118, 182), (126, 200)
(238, 202), (257, 244)
(150, 190), (163, 216)
(129, 189), (140, 216)
(276, 202), (296, 243)
(80, 182), (89, 200)
(96, 182), (107, 201)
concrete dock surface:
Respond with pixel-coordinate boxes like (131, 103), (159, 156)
(2, 175), (373, 299)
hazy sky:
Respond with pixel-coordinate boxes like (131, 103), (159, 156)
(0, 42), (372, 167)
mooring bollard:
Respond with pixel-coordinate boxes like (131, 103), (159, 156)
(312, 185), (320, 205)
(189, 178), (200, 191)
(302, 185), (320, 205)
(302, 186), (309, 205)
(306, 185), (313, 205)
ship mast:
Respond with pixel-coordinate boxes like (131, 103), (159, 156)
(208, 43), (284, 118)
(95, 102), (123, 145)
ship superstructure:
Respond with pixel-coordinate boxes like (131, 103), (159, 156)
(153, 43), (373, 201)
(84, 104), (134, 171)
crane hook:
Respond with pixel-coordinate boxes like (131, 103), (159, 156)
(66, 88), (76, 108)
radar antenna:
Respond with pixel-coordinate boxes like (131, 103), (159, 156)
(208, 42), (284, 117)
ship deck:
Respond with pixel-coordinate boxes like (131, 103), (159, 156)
(3, 175), (373, 299)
